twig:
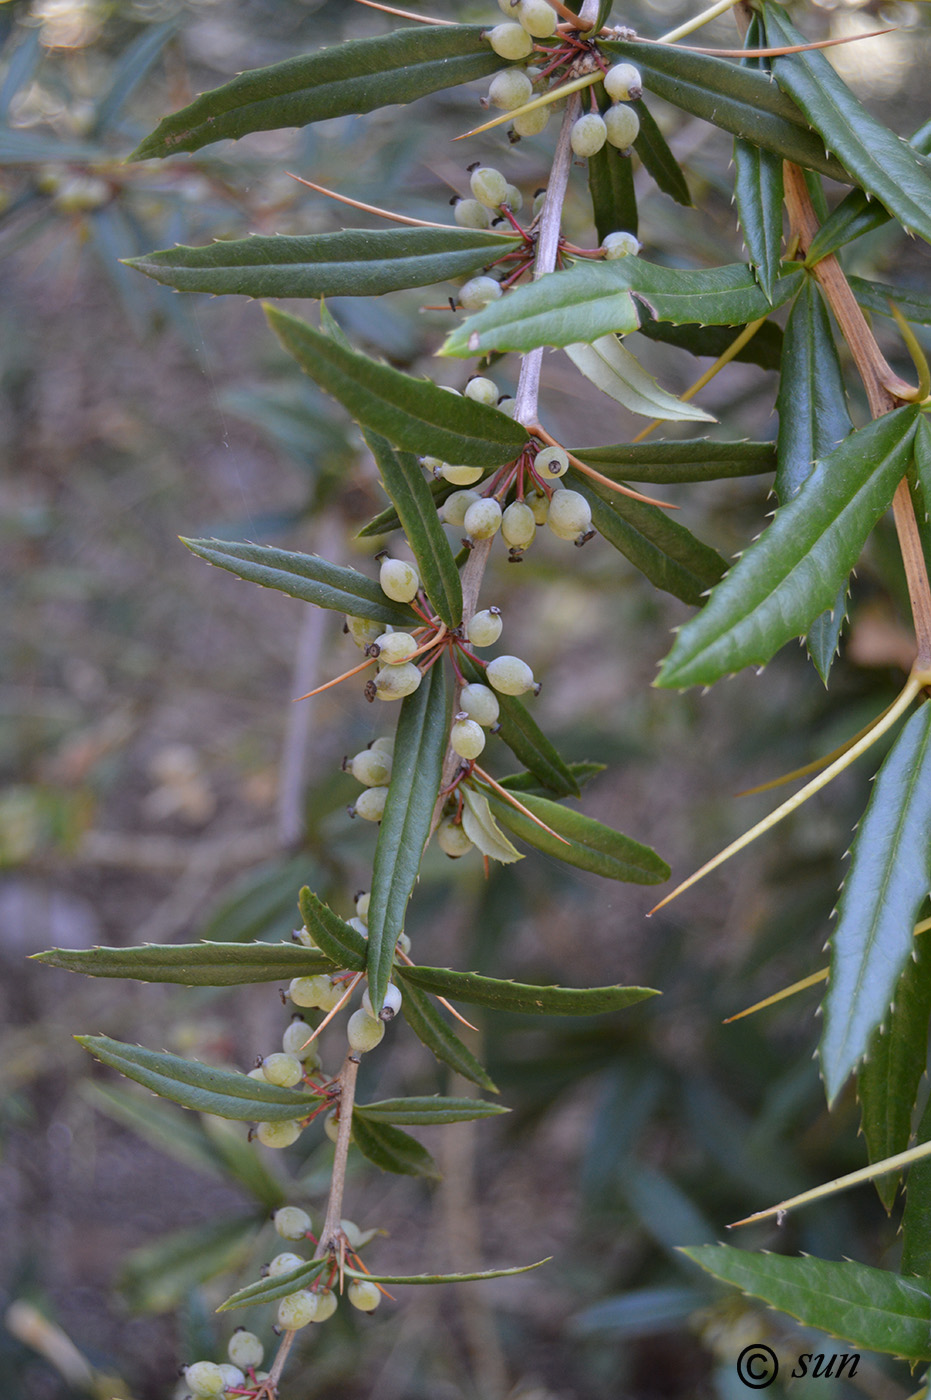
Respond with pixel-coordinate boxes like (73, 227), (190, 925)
(316, 1053), (361, 1252)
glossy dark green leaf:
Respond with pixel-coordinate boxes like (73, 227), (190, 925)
(355, 1096), (508, 1125)
(367, 661), (448, 1013)
(76, 1035), (320, 1121)
(570, 474), (726, 606)
(342, 1260), (548, 1284)
(848, 277), (931, 328)
(732, 14), (783, 303)
(297, 887), (366, 972)
(682, 1245), (931, 1360)
(587, 123), (638, 244)
(656, 408), (920, 689)
(399, 964), (657, 1015)
(401, 979), (497, 1093)
(351, 1114), (440, 1178)
(632, 99), (691, 207)
(126, 227), (521, 300)
(857, 937), (931, 1211)
(131, 25), (503, 159)
(499, 761), (605, 796)
(218, 1258), (327, 1312)
(636, 316), (783, 370)
(362, 429), (462, 628)
(483, 788), (670, 884)
(820, 702), (931, 1105)
(120, 1214), (260, 1314)
(267, 305), (526, 468)
(459, 654), (579, 797)
(180, 537), (416, 626)
(34, 939), (335, 984)
(764, 6), (931, 244)
(901, 1089), (931, 1275)
(570, 439), (776, 483)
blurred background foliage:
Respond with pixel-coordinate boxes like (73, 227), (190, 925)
(1, 0), (930, 1395)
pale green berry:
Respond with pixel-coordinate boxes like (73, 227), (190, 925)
(525, 489), (549, 523)
(362, 982), (403, 1019)
(396, 931), (412, 956)
(372, 631), (417, 666)
(464, 377), (498, 405)
(351, 786), (390, 822)
(324, 1110), (341, 1143)
(466, 608), (503, 647)
(459, 275), (502, 311)
(256, 1120), (301, 1149)
(371, 736), (394, 755)
(282, 1019), (320, 1064)
(379, 557), (419, 603)
(348, 1279), (382, 1312)
(603, 62), (643, 101)
(518, 0), (556, 36)
(602, 230), (641, 259)
(487, 654), (535, 695)
(498, 0), (521, 14)
(437, 818), (474, 858)
(504, 184), (523, 213)
(355, 891), (370, 921)
(274, 1206), (312, 1241)
(547, 488), (593, 540)
(535, 444), (569, 477)
(373, 663), (422, 701)
(488, 20), (531, 57)
(262, 1053), (304, 1088)
(269, 1251), (306, 1277)
(513, 105), (550, 139)
(347, 916), (369, 938)
(451, 717), (486, 760)
(346, 615), (382, 650)
(497, 397), (517, 417)
(348, 747), (393, 786)
(347, 1008), (386, 1052)
(469, 166), (508, 209)
(488, 69), (533, 111)
(293, 924), (317, 949)
(312, 1287), (338, 1322)
(227, 1331), (264, 1369)
(277, 1291), (318, 1330)
(459, 682), (499, 727)
(184, 1362), (226, 1398)
(501, 500), (536, 551)
(289, 974), (332, 1008)
(463, 497), (503, 540)
(218, 1364), (245, 1391)
(570, 112), (607, 158)
(439, 463), (485, 486)
(454, 197), (491, 230)
(440, 489), (480, 527)
(605, 102), (640, 149)
(248, 1066), (267, 1081)
(531, 187), (548, 218)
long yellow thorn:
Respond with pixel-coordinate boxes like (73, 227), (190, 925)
(286, 176), (490, 232)
(736, 694), (902, 797)
(472, 767), (572, 846)
(530, 424), (677, 509)
(456, 70), (602, 141)
(354, 0), (455, 24)
(294, 655), (375, 701)
(631, 317), (767, 445)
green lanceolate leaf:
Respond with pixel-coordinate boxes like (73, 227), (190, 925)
(732, 14), (783, 303)
(181, 538), (416, 627)
(131, 25), (504, 159)
(632, 99), (691, 207)
(587, 126), (638, 245)
(764, 5), (931, 244)
(398, 964), (658, 1016)
(34, 940), (335, 985)
(358, 476), (452, 540)
(218, 1259), (327, 1312)
(570, 475), (726, 607)
(460, 786), (523, 864)
(775, 278), (853, 683)
(902, 1089), (931, 1275)
(367, 661), (448, 1012)
(483, 788), (670, 884)
(297, 887), (367, 971)
(857, 936), (931, 1212)
(682, 1245), (931, 1361)
(636, 316), (783, 370)
(459, 654), (580, 798)
(76, 1036), (320, 1121)
(656, 407), (920, 689)
(355, 1096), (508, 1125)
(848, 277), (931, 328)
(121, 1214), (260, 1314)
(820, 702), (931, 1105)
(570, 439), (776, 483)
(564, 336), (715, 422)
(126, 227), (520, 301)
(351, 1114), (440, 1179)
(342, 1260), (548, 1284)
(266, 305), (526, 468)
(499, 761), (605, 796)
(401, 978), (498, 1093)
(362, 429), (462, 628)
(602, 39), (847, 181)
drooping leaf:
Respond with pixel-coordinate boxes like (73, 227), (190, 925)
(120, 1214), (260, 1314)
(362, 429), (462, 628)
(848, 277), (931, 328)
(398, 964), (658, 1016)
(126, 227), (521, 300)
(400, 978), (498, 1093)
(564, 336), (715, 422)
(587, 125), (638, 244)
(857, 935), (931, 1212)
(483, 788), (670, 884)
(342, 1260), (548, 1284)
(351, 1114), (440, 1179)
(656, 408), (920, 689)
(902, 1090), (931, 1276)
(632, 99), (691, 207)
(131, 25), (504, 159)
(732, 14), (784, 303)
(682, 1245), (931, 1360)
(218, 1259), (327, 1312)
(764, 5), (931, 244)
(820, 702), (931, 1105)
(297, 887), (367, 972)
(367, 661), (448, 1012)
(180, 538), (416, 626)
(76, 1036), (320, 1121)
(569, 439), (776, 483)
(459, 654), (580, 798)
(636, 316), (784, 370)
(266, 305), (526, 468)
(34, 940), (335, 985)
(460, 785), (524, 864)
(355, 1096), (508, 1125)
